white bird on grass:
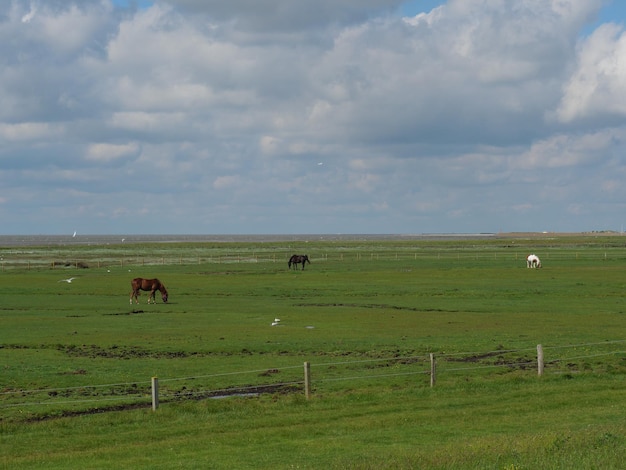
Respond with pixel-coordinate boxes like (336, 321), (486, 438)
(59, 277), (77, 283)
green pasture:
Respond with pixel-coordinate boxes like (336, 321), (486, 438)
(1, 235), (626, 468)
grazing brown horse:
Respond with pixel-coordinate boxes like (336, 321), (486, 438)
(288, 254), (310, 270)
(130, 278), (168, 304)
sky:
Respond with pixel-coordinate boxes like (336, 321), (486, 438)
(2, 1), (626, 235)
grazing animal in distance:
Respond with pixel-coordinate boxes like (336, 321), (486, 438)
(130, 278), (168, 304)
(526, 254), (541, 268)
(288, 254), (310, 270)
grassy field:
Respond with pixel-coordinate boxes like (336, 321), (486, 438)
(1, 234), (626, 468)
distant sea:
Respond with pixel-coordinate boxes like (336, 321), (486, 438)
(0, 234), (496, 246)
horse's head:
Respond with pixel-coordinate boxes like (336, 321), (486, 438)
(161, 287), (168, 303)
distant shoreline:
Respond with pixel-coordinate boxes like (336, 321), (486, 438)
(0, 232), (621, 246)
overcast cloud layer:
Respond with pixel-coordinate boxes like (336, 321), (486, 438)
(1, 0), (626, 235)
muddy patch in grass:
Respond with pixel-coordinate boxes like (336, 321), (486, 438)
(297, 302), (421, 311)
(447, 350), (536, 370)
(295, 302), (454, 313)
(59, 369), (88, 375)
(23, 383), (300, 423)
(103, 310), (145, 316)
(59, 344), (197, 359)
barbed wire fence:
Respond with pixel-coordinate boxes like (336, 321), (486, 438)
(2, 340), (625, 417)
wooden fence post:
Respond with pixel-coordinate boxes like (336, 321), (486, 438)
(304, 362), (311, 399)
(152, 377), (159, 411)
(537, 344), (544, 377)
(430, 353), (436, 387)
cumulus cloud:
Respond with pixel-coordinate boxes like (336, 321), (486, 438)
(1, 0), (626, 234)
(0, 122), (63, 141)
(85, 142), (140, 162)
(515, 129), (623, 170)
(557, 23), (626, 123)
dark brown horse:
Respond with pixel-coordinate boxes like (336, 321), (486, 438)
(130, 278), (168, 304)
(288, 254), (310, 270)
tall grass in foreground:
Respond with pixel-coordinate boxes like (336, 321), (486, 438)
(2, 374), (625, 469)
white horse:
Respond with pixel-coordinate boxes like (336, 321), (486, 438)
(526, 254), (541, 268)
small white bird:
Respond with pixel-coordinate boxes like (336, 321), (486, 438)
(271, 322), (279, 326)
(59, 277), (76, 283)
(274, 318), (281, 323)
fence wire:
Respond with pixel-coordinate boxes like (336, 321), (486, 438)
(2, 339), (625, 413)
(4, 248), (626, 271)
